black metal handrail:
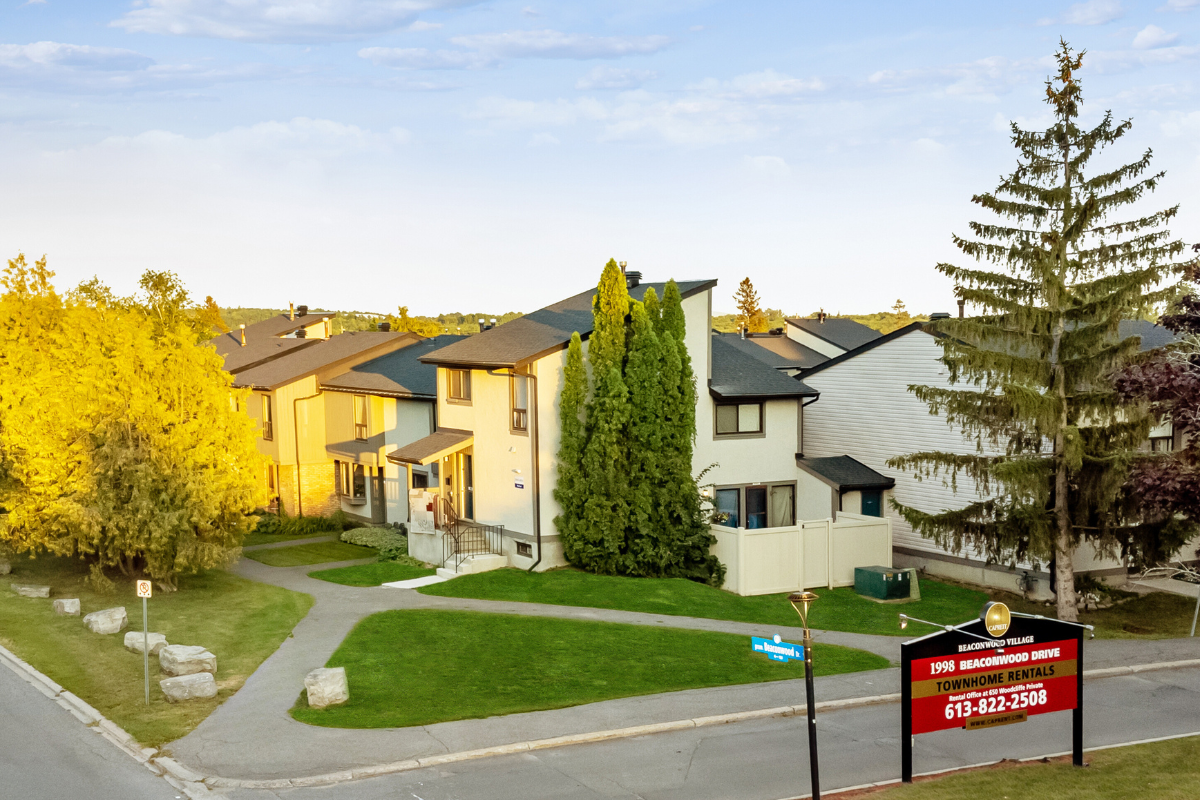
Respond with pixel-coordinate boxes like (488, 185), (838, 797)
(442, 520), (505, 573)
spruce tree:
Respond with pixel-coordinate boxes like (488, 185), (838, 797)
(623, 301), (667, 574)
(553, 332), (588, 560)
(888, 43), (1190, 621)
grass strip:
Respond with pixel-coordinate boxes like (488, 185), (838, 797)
(419, 568), (987, 637)
(856, 735), (1200, 800)
(243, 530), (340, 547)
(290, 609), (888, 729)
(309, 562), (436, 587)
(0, 555), (312, 746)
(243, 541), (376, 567)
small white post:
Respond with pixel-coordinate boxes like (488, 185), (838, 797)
(142, 596), (149, 705)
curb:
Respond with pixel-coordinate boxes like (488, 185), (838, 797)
(4, 635), (1199, 793)
(0, 642), (228, 800)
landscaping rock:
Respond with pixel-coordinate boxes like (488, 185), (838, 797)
(82, 606), (127, 634)
(52, 599), (81, 616)
(304, 667), (349, 709)
(12, 584), (50, 598)
(123, 631), (168, 656)
(0, 560), (10, 576)
(159, 645), (216, 677)
(160, 673), (217, 703)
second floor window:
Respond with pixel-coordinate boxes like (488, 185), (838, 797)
(353, 395), (368, 441)
(511, 373), (528, 432)
(261, 394), (274, 440)
(449, 369), (472, 402)
(715, 402), (762, 436)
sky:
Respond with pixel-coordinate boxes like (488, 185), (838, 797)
(2, 1), (1199, 316)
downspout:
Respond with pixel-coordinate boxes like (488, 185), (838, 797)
(293, 390), (321, 517)
(488, 368), (542, 572)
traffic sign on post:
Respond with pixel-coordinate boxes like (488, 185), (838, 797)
(137, 580), (151, 704)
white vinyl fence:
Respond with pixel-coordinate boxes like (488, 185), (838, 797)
(710, 513), (893, 597)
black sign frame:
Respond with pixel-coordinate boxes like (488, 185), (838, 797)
(900, 613), (1085, 782)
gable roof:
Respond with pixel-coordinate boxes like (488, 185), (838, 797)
(709, 335), (818, 400)
(210, 336), (320, 374)
(422, 279), (718, 368)
(322, 335), (465, 399)
(786, 317), (883, 352)
(714, 331), (829, 370)
(233, 331), (416, 391)
(797, 455), (895, 491)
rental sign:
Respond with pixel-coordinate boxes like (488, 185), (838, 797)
(900, 602), (1086, 782)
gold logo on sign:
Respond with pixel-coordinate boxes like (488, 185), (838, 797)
(982, 602), (1010, 638)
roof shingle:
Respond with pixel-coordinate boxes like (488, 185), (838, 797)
(786, 317), (882, 352)
(709, 336), (818, 400)
(233, 331), (415, 390)
(322, 335), (465, 398)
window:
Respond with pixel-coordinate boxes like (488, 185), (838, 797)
(715, 488), (740, 527)
(715, 402), (762, 436)
(411, 470), (429, 489)
(448, 369), (472, 402)
(860, 489), (883, 517)
(511, 373), (529, 432)
(353, 395), (368, 441)
(336, 461), (367, 502)
(1150, 437), (1174, 453)
(745, 487), (768, 529)
(261, 394), (274, 440)
(516, 541), (532, 558)
(266, 463), (276, 492)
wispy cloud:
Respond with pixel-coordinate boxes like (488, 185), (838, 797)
(743, 155), (790, 179)
(575, 65), (657, 90)
(1037, 0), (1124, 26)
(1159, 0), (1199, 10)
(111, 0), (478, 44)
(1133, 24), (1180, 48)
(358, 47), (494, 70)
(449, 29), (670, 59)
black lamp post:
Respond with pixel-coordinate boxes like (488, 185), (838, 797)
(788, 591), (820, 800)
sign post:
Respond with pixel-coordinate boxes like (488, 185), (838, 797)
(900, 602), (1091, 782)
(136, 580), (152, 705)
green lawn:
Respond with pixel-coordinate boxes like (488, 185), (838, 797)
(866, 736), (1200, 800)
(243, 541), (376, 567)
(308, 562), (436, 587)
(0, 554), (312, 746)
(418, 568), (988, 637)
(291, 609), (888, 729)
(243, 530), (339, 547)
(1006, 590), (1199, 640)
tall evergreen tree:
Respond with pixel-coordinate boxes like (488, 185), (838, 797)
(888, 43), (1191, 621)
(553, 332), (589, 560)
(643, 286), (661, 328)
(734, 278), (768, 333)
(623, 301), (667, 573)
(591, 259), (631, 380)
(577, 365), (631, 574)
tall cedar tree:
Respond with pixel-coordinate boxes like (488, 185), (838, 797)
(888, 43), (1191, 621)
(578, 365), (631, 573)
(624, 301), (667, 572)
(553, 332), (588, 563)
(734, 278), (768, 333)
(1115, 252), (1200, 529)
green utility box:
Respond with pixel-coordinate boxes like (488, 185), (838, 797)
(854, 565), (912, 601)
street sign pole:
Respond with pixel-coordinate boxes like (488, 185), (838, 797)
(1192, 590), (1199, 638)
(803, 629), (820, 800)
(143, 596), (149, 705)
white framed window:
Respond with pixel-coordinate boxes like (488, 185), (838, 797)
(261, 394), (274, 440)
(510, 373), (529, 433)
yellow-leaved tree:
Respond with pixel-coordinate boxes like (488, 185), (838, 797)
(0, 255), (267, 591)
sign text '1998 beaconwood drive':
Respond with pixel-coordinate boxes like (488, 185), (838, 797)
(909, 638), (1078, 734)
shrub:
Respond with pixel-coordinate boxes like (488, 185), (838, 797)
(340, 527), (407, 550)
(249, 509), (350, 539)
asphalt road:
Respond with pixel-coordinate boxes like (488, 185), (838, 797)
(0, 662), (179, 800)
(225, 666), (1200, 800)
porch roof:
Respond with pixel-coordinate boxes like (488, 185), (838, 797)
(386, 428), (473, 465)
(797, 455), (895, 491)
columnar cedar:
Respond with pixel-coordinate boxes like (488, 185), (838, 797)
(661, 279), (686, 344)
(0, 255), (268, 590)
(577, 365), (631, 574)
(590, 259), (631, 381)
(643, 286), (661, 329)
(623, 301), (666, 573)
(553, 332), (588, 557)
(887, 43), (1192, 621)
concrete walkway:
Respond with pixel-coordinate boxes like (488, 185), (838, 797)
(166, 557), (1200, 782)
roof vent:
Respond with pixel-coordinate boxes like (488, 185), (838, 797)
(378, 322), (391, 332)
(295, 328), (307, 339)
(625, 270), (642, 289)
(929, 312), (951, 320)
(296, 305), (308, 317)
(770, 327), (783, 336)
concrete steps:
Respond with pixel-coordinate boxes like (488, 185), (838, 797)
(436, 552), (508, 579)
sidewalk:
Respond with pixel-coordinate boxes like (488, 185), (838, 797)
(165, 558), (1200, 783)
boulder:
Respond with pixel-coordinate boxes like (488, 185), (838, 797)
(12, 584), (50, 598)
(52, 599), (81, 616)
(159, 645), (216, 677)
(304, 667), (349, 709)
(160, 673), (217, 703)
(82, 606), (127, 634)
(0, 560), (10, 576)
(124, 631), (168, 656)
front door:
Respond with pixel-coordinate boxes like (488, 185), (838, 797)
(370, 468), (386, 523)
(463, 454), (474, 520)
(861, 490), (882, 517)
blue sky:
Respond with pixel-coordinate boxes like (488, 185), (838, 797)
(2, 0), (1199, 315)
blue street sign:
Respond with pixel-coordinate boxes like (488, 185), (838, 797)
(752, 635), (805, 663)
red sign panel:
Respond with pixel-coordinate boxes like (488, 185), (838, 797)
(909, 638), (1078, 734)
